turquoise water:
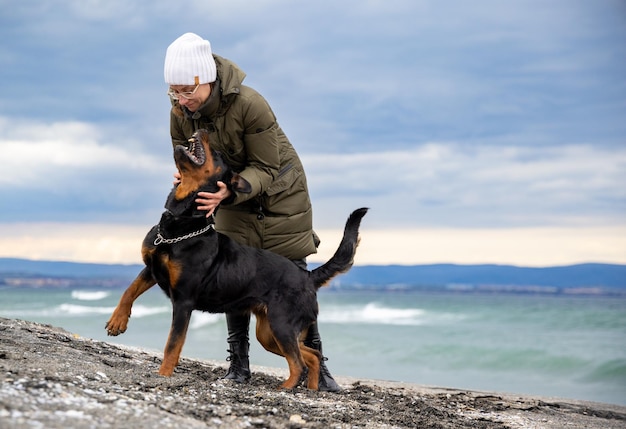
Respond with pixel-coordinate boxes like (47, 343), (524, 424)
(1, 287), (625, 405)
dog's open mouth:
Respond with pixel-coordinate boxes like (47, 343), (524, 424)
(178, 135), (206, 166)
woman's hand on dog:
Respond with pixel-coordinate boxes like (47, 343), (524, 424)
(173, 171), (231, 217)
(174, 171), (230, 217)
(196, 181), (231, 217)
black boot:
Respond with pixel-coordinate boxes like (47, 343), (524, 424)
(222, 312), (251, 383)
(304, 322), (341, 392)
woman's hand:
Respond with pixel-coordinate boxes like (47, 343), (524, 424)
(196, 181), (231, 217)
(173, 171), (181, 185)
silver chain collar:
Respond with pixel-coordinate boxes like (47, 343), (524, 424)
(154, 222), (215, 246)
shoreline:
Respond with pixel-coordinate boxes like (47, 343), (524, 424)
(1, 317), (625, 428)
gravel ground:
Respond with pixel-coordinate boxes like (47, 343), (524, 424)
(1, 317), (625, 429)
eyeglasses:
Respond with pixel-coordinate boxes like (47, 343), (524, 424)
(167, 84), (200, 100)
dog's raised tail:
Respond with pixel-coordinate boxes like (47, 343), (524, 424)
(311, 207), (368, 289)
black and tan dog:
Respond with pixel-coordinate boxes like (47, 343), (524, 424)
(105, 129), (367, 390)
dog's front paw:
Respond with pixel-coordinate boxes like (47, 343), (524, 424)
(105, 311), (129, 336)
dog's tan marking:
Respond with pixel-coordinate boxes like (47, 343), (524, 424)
(141, 245), (155, 262)
(159, 319), (190, 376)
(255, 311), (278, 353)
(159, 254), (182, 289)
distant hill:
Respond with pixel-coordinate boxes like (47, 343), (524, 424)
(0, 258), (141, 279)
(330, 263), (626, 289)
(1, 257), (624, 292)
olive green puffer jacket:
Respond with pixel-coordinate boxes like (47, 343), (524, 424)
(169, 55), (317, 260)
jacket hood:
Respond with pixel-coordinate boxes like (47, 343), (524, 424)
(213, 54), (246, 97)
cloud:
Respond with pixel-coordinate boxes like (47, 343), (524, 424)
(304, 143), (626, 228)
(3, 1), (625, 154)
(0, 118), (173, 223)
(0, 118), (170, 186)
(1, 114), (624, 230)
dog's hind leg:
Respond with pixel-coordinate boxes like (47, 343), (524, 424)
(280, 347), (307, 390)
(256, 312), (306, 389)
(301, 345), (322, 390)
(106, 267), (156, 336)
(255, 312), (283, 357)
(159, 301), (193, 376)
(266, 319), (307, 389)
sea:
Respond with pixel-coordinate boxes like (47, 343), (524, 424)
(1, 286), (625, 406)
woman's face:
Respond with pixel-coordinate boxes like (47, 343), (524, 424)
(169, 83), (212, 112)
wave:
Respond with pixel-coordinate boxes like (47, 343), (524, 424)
(319, 303), (428, 325)
(189, 312), (222, 329)
(71, 290), (111, 301)
(58, 304), (169, 318)
(583, 359), (626, 383)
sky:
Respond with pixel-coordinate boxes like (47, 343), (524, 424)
(0, 0), (624, 267)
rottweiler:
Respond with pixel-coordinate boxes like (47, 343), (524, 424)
(105, 129), (367, 390)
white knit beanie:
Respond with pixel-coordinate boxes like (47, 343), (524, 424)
(164, 33), (217, 85)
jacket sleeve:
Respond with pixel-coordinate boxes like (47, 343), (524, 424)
(230, 92), (280, 205)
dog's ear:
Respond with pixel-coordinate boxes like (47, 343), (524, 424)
(231, 173), (252, 194)
(220, 173), (251, 205)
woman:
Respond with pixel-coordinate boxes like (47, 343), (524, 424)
(163, 33), (339, 392)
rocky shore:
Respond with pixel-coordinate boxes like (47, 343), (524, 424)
(1, 317), (625, 429)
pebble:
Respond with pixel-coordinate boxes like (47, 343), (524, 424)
(289, 414), (306, 424)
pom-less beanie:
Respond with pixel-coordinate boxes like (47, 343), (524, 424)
(164, 33), (217, 85)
